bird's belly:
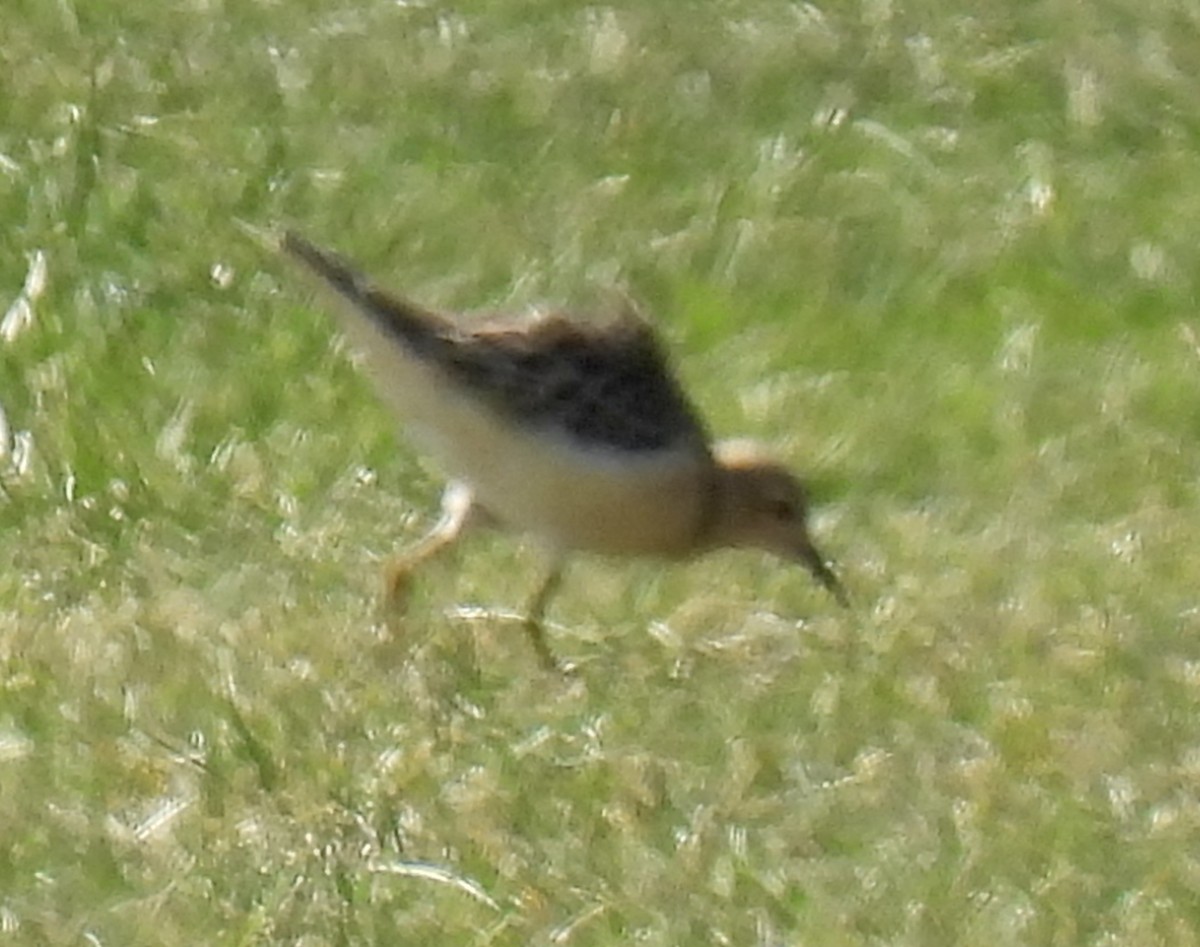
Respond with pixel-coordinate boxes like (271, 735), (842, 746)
(468, 436), (708, 557)
(410, 400), (706, 557)
(345, 327), (709, 556)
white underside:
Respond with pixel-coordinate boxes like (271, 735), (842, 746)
(332, 308), (709, 557)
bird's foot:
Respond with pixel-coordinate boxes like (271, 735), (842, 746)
(383, 557), (419, 610)
(522, 617), (574, 674)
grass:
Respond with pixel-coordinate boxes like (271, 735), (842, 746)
(3, 0), (1200, 943)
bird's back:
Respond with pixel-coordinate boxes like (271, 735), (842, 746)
(284, 232), (718, 556)
(284, 231), (710, 456)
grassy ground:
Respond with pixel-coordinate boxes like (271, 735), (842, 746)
(3, 1), (1200, 943)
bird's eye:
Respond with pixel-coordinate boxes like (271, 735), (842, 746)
(766, 497), (797, 520)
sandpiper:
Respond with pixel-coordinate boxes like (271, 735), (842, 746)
(282, 231), (847, 668)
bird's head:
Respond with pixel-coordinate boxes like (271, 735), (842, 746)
(710, 440), (848, 605)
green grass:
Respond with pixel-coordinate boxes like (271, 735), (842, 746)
(3, 1), (1200, 943)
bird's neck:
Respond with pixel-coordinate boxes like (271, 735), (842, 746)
(692, 462), (746, 552)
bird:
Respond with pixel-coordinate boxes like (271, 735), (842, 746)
(281, 231), (847, 669)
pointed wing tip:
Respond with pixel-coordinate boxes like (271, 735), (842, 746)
(231, 221), (324, 268)
(275, 231), (365, 295)
(278, 229), (325, 267)
(232, 218), (287, 253)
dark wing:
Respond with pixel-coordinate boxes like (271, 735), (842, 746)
(282, 231), (451, 357)
(284, 232), (709, 455)
(444, 312), (711, 454)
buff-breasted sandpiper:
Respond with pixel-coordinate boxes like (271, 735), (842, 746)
(282, 231), (847, 668)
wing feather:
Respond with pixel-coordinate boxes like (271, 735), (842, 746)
(285, 232), (710, 455)
(446, 311), (710, 453)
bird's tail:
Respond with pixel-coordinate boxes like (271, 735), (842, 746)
(281, 231), (450, 355)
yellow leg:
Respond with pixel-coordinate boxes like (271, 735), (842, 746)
(385, 480), (476, 606)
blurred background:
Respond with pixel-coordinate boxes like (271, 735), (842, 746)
(2, 1), (1199, 942)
